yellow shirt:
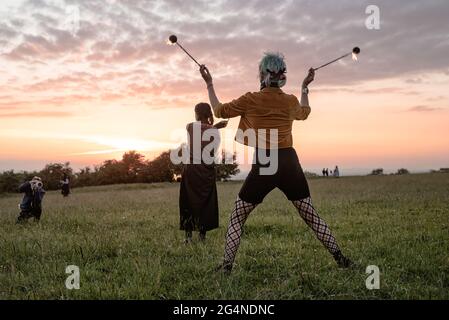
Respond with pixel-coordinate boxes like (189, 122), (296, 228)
(214, 87), (311, 149)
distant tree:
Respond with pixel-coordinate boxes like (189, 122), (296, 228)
(74, 166), (97, 187)
(143, 151), (182, 183)
(304, 171), (319, 178)
(216, 152), (240, 181)
(22, 171), (38, 182)
(0, 170), (22, 193)
(97, 159), (125, 185)
(39, 162), (74, 190)
(0, 148), (241, 192)
(370, 168), (384, 176)
(121, 151), (147, 183)
(396, 168), (410, 175)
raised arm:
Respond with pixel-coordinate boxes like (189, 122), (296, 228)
(199, 65), (221, 112)
(300, 68), (315, 107)
(295, 68), (315, 120)
(199, 65), (247, 119)
(213, 120), (228, 129)
(18, 181), (31, 193)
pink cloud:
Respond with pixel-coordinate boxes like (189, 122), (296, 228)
(407, 105), (444, 112)
(0, 111), (72, 118)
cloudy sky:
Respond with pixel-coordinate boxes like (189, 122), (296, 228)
(0, 0), (448, 175)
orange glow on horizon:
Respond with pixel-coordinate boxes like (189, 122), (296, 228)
(1, 1), (448, 174)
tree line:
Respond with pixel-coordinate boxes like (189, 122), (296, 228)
(369, 168), (410, 175)
(0, 150), (240, 193)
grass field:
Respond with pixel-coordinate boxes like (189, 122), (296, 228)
(0, 173), (448, 300)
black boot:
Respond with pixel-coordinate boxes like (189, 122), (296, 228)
(199, 230), (206, 242)
(215, 262), (233, 275)
(16, 216), (26, 224)
(16, 211), (30, 224)
(184, 230), (193, 244)
(333, 251), (354, 268)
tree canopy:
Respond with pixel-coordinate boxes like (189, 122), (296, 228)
(0, 150), (240, 193)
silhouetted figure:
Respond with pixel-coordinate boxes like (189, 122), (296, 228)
(325, 168), (329, 177)
(333, 166), (340, 178)
(61, 173), (70, 197)
(179, 103), (228, 244)
(322, 168), (326, 177)
(17, 176), (46, 223)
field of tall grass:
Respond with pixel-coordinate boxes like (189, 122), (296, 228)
(0, 173), (448, 299)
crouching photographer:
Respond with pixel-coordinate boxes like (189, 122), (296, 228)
(17, 176), (46, 223)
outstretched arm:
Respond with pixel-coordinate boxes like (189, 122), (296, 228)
(300, 68), (315, 107)
(295, 68), (314, 120)
(18, 181), (31, 193)
(200, 65), (221, 112)
(213, 120), (228, 129)
(199, 65), (247, 119)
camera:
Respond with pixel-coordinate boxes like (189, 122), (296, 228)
(31, 180), (43, 190)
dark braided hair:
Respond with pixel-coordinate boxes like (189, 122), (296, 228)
(194, 102), (214, 125)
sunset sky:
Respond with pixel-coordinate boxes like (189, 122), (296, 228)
(1, 0), (448, 176)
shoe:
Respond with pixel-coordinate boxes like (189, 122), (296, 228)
(16, 216), (27, 224)
(215, 262), (232, 275)
(333, 251), (354, 269)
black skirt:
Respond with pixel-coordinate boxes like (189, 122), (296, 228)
(179, 164), (219, 232)
(61, 184), (70, 196)
(239, 147), (311, 204)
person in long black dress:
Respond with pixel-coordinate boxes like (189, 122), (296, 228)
(61, 173), (70, 197)
(179, 102), (228, 244)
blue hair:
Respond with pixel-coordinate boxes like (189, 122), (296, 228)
(259, 52), (287, 88)
(259, 52), (286, 77)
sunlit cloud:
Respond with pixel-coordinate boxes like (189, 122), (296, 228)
(71, 136), (179, 156)
(0, 0), (448, 173)
(0, 111), (72, 117)
(407, 105), (444, 112)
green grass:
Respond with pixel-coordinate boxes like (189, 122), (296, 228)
(0, 173), (448, 299)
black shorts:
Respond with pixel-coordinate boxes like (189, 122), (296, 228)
(239, 147), (310, 204)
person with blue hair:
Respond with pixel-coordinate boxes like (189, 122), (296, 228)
(199, 52), (353, 273)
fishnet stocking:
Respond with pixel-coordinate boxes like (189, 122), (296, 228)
(223, 197), (257, 266)
(292, 197), (340, 255)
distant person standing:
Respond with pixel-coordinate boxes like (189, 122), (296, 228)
(322, 168), (326, 177)
(325, 168), (329, 177)
(333, 166), (340, 178)
(179, 102), (228, 244)
(61, 173), (70, 197)
(17, 176), (46, 223)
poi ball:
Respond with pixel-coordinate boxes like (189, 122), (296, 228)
(352, 47), (361, 54)
(169, 35), (177, 44)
